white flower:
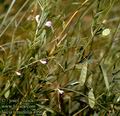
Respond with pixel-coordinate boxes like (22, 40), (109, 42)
(35, 15), (40, 23)
(58, 89), (64, 94)
(40, 59), (47, 64)
(45, 21), (52, 27)
(102, 28), (110, 36)
(15, 71), (21, 76)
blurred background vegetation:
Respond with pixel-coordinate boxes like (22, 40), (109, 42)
(0, 0), (120, 115)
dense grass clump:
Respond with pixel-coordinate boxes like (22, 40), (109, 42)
(0, 0), (120, 115)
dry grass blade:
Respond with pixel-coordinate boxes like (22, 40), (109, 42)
(0, 0), (16, 30)
(0, 0), (30, 37)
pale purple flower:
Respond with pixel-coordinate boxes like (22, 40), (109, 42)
(45, 21), (52, 27)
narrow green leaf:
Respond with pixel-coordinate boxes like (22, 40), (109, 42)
(42, 111), (47, 116)
(88, 88), (95, 108)
(4, 90), (10, 99)
(87, 74), (93, 88)
(79, 62), (88, 86)
(4, 80), (10, 99)
(100, 64), (109, 91)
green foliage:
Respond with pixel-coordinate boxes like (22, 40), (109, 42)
(0, 0), (120, 115)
